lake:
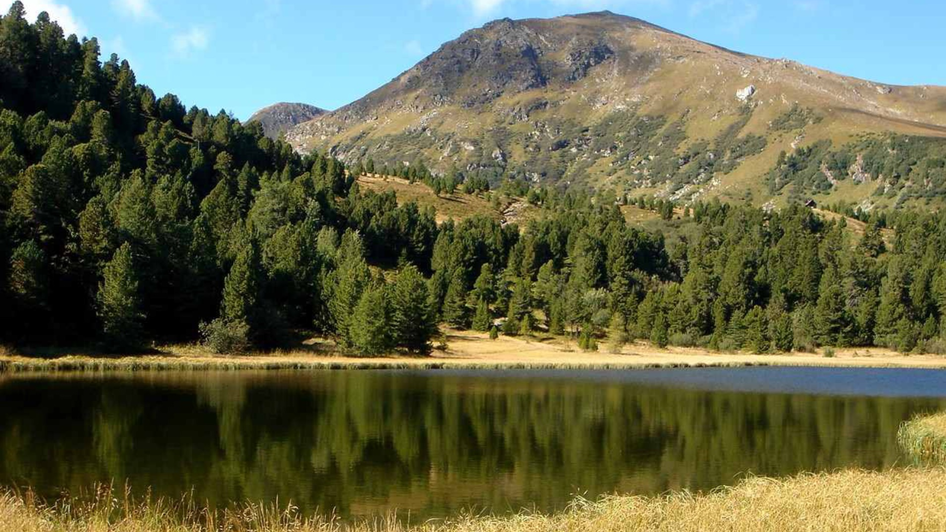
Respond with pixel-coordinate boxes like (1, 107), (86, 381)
(1, 367), (945, 520)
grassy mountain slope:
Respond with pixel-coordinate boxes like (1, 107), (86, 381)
(287, 11), (946, 210)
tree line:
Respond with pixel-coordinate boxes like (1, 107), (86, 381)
(1, 2), (945, 355)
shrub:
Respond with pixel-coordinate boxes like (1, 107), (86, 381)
(823, 347), (836, 358)
(670, 332), (696, 348)
(200, 319), (251, 354)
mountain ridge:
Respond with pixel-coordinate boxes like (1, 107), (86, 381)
(286, 11), (946, 209)
(248, 102), (326, 139)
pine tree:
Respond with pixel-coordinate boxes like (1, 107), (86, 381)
(328, 231), (371, 347)
(548, 297), (565, 335)
(472, 299), (491, 332)
(767, 296), (794, 352)
(607, 312), (628, 353)
(814, 281), (849, 346)
(442, 274), (471, 329)
(349, 284), (391, 356)
(792, 304), (817, 352)
(391, 264), (437, 354)
(97, 243), (144, 351)
(744, 305), (768, 354)
(651, 312), (669, 348)
(518, 312), (533, 336)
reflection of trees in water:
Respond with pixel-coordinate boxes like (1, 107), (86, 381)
(0, 372), (943, 519)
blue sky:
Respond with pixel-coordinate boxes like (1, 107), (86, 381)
(8, 0), (946, 120)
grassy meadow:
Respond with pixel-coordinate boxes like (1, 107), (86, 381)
(3, 469), (946, 531)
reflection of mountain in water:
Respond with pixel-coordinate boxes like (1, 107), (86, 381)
(0, 370), (943, 519)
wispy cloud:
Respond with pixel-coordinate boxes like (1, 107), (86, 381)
(112, 0), (158, 22)
(256, 0), (281, 28)
(689, 0), (758, 33)
(171, 26), (210, 58)
(405, 39), (425, 57)
(793, 0), (824, 12)
(446, 0), (669, 18)
(17, 0), (86, 36)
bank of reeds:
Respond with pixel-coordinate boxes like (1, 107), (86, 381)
(898, 411), (946, 463)
(4, 468), (946, 532)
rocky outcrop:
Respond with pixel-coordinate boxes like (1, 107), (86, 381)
(248, 103), (326, 139)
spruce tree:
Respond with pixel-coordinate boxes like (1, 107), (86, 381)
(607, 312), (628, 353)
(97, 243), (144, 351)
(391, 264), (437, 354)
(767, 297), (794, 352)
(349, 284), (391, 356)
(651, 312), (669, 348)
(442, 274), (471, 329)
(328, 231), (371, 348)
(814, 281), (849, 346)
(472, 299), (491, 332)
(744, 306), (768, 354)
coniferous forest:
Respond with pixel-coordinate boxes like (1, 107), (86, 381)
(2, 2), (946, 356)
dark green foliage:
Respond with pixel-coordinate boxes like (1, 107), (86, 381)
(472, 299), (491, 332)
(3, 11), (946, 357)
(390, 265), (437, 354)
(442, 274), (471, 329)
(349, 283), (392, 356)
(97, 243), (144, 351)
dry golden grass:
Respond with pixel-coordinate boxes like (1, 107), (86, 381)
(3, 330), (946, 374)
(899, 412), (946, 464)
(356, 175), (499, 223)
(5, 469), (946, 532)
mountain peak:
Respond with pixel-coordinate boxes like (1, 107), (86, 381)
(287, 12), (946, 208)
(248, 102), (326, 139)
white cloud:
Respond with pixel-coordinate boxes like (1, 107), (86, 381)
(112, 0), (157, 21)
(171, 26), (210, 58)
(688, 0), (758, 33)
(459, 0), (668, 18)
(256, 0), (281, 27)
(689, 0), (725, 17)
(14, 0), (86, 36)
(471, 0), (505, 16)
(793, 0), (823, 12)
(405, 39), (424, 56)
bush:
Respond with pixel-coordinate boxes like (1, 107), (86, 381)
(919, 338), (946, 355)
(670, 332), (697, 348)
(823, 347), (836, 358)
(200, 319), (251, 354)
(578, 330), (598, 352)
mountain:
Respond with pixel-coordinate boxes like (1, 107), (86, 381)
(249, 102), (326, 139)
(287, 11), (946, 209)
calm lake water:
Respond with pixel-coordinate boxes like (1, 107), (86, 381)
(1, 367), (945, 520)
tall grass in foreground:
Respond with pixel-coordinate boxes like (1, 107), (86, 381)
(4, 469), (946, 532)
(898, 411), (946, 463)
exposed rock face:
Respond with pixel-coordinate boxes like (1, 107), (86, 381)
(248, 103), (326, 139)
(736, 85), (756, 102)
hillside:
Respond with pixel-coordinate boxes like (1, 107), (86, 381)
(249, 102), (326, 139)
(287, 11), (946, 210)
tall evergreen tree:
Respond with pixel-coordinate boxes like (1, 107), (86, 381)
(97, 243), (144, 351)
(391, 264), (437, 354)
(349, 283), (391, 356)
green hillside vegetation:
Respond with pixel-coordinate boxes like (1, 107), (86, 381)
(2, 3), (946, 356)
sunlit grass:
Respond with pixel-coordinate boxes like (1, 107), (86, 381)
(5, 469), (946, 531)
(898, 412), (946, 463)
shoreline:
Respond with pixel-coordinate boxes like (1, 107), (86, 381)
(2, 330), (946, 374)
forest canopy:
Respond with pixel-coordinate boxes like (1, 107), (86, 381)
(1, 2), (946, 356)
